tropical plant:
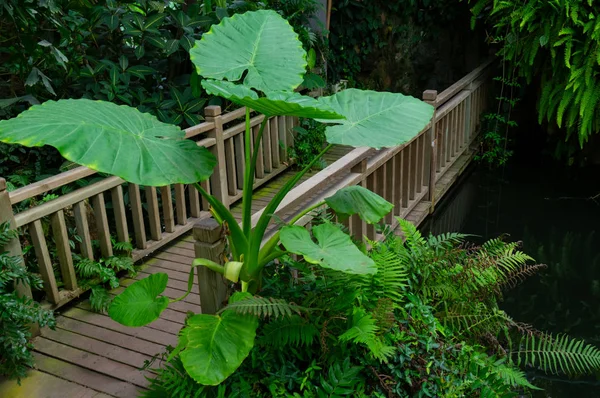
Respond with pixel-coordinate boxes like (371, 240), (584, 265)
(0, 9), (433, 387)
(469, 0), (600, 148)
(288, 118), (328, 170)
(0, 222), (55, 382)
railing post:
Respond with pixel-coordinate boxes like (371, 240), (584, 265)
(194, 218), (228, 314)
(0, 178), (33, 300)
(205, 105), (230, 208)
(423, 90), (438, 212)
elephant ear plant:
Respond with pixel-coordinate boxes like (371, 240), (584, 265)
(0, 10), (433, 386)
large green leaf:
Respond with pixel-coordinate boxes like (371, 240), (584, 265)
(190, 10), (306, 92)
(318, 89), (434, 148)
(0, 99), (216, 186)
(325, 186), (393, 224)
(202, 79), (344, 119)
(108, 273), (170, 327)
(178, 308), (258, 385)
(280, 223), (376, 274)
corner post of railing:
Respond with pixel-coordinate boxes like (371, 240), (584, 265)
(423, 90), (438, 212)
(0, 178), (33, 300)
(205, 105), (230, 209)
(194, 217), (228, 314)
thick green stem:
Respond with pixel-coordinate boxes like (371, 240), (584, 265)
(247, 144), (334, 277)
(194, 183), (247, 257)
(257, 200), (326, 264)
(169, 258), (225, 303)
(241, 113), (268, 239)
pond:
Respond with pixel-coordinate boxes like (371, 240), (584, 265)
(424, 148), (600, 396)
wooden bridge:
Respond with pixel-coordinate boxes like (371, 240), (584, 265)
(0, 61), (492, 397)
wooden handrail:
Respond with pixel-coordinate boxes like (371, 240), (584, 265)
(435, 58), (494, 107)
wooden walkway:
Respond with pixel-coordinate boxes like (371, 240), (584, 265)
(0, 145), (355, 398)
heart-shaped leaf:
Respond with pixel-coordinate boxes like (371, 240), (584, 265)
(280, 223), (376, 274)
(190, 10), (306, 92)
(325, 186), (393, 224)
(178, 309), (258, 385)
(318, 89), (434, 148)
(202, 79), (343, 119)
(0, 99), (216, 186)
(108, 273), (170, 327)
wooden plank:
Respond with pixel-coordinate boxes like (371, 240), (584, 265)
(153, 251), (195, 266)
(91, 193), (113, 258)
(110, 186), (129, 244)
(409, 141), (417, 200)
(145, 186), (162, 241)
(34, 338), (150, 388)
(393, 152), (403, 216)
(174, 184), (187, 226)
(200, 179), (210, 210)
(50, 210), (78, 291)
(41, 327), (153, 369)
(32, 352), (145, 398)
(9, 166), (97, 205)
(29, 220), (60, 304)
(14, 176), (123, 228)
(0, 367), (107, 398)
(160, 186), (175, 233)
(416, 134), (424, 193)
(271, 117), (280, 168)
(61, 307), (176, 346)
(365, 174), (376, 240)
(188, 184), (201, 218)
(384, 157), (395, 225)
(128, 184), (147, 249)
(73, 201), (94, 260)
(225, 137), (238, 196)
(184, 120), (214, 138)
(55, 316), (165, 356)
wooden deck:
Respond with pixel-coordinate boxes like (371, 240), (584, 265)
(0, 145), (355, 398)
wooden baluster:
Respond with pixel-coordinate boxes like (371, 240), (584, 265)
(160, 186), (175, 233)
(409, 142), (417, 201)
(253, 123), (265, 179)
(205, 105), (230, 208)
(189, 185), (201, 218)
(401, 149), (409, 209)
(423, 89), (438, 204)
(225, 137), (237, 196)
(453, 107), (459, 155)
(263, 118), (272, 173)
(287, 116), (296, 149)
(91, 193), (113, 258)
(271, 117), (280, 168)
(128, 183), (147, 249)
(73, 201), (93, 260)
(350, 159), (367, 241)
(234, 132), (245, 190)
(365, 174), (375, 240)
(29, 220), (60, 304)
(0, 178), (32, 300)
(50, 210), (78, 290)
(145, 186), (162, 241)
(110, 186), (129, 243)
(393, 152), (403, 216)
(384, 156), (395, 225)
(175, 184), (187, 225)
(200, 180), (210, 211)
(416, 135), (424, 193)
(278, 115), (288, 162)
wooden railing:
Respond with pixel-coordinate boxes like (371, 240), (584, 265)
(253, 59), (492, 242)
(1, 106), (297, 308)
(2, 59), (492, 309)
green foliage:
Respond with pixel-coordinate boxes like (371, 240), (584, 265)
(288, 118), (328, 170)
(220, 296), (306, 319)
(0, 222), (55, 382)
(470, 0), (600, 146)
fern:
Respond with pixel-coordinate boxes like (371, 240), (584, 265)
(221, 296), (306, 319)
(339, 307), (395, 362)
(515, 333), (600, 375)
(89, 285), (112, 313)
(260, 315), (319, 347)
(318, 358), (364, 397)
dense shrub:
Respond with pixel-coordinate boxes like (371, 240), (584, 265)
(144, 218), (600, 397)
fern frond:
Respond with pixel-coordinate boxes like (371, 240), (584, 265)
(260, 315), (319, 347)
(339, 307), (394, 362)
(515, 333), (600, 375)
(222, 296), (306, 319)
(492, 361), (541, 390)
(502, 263), (547, 289)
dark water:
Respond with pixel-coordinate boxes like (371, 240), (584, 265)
(425, 154), (600, 397)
